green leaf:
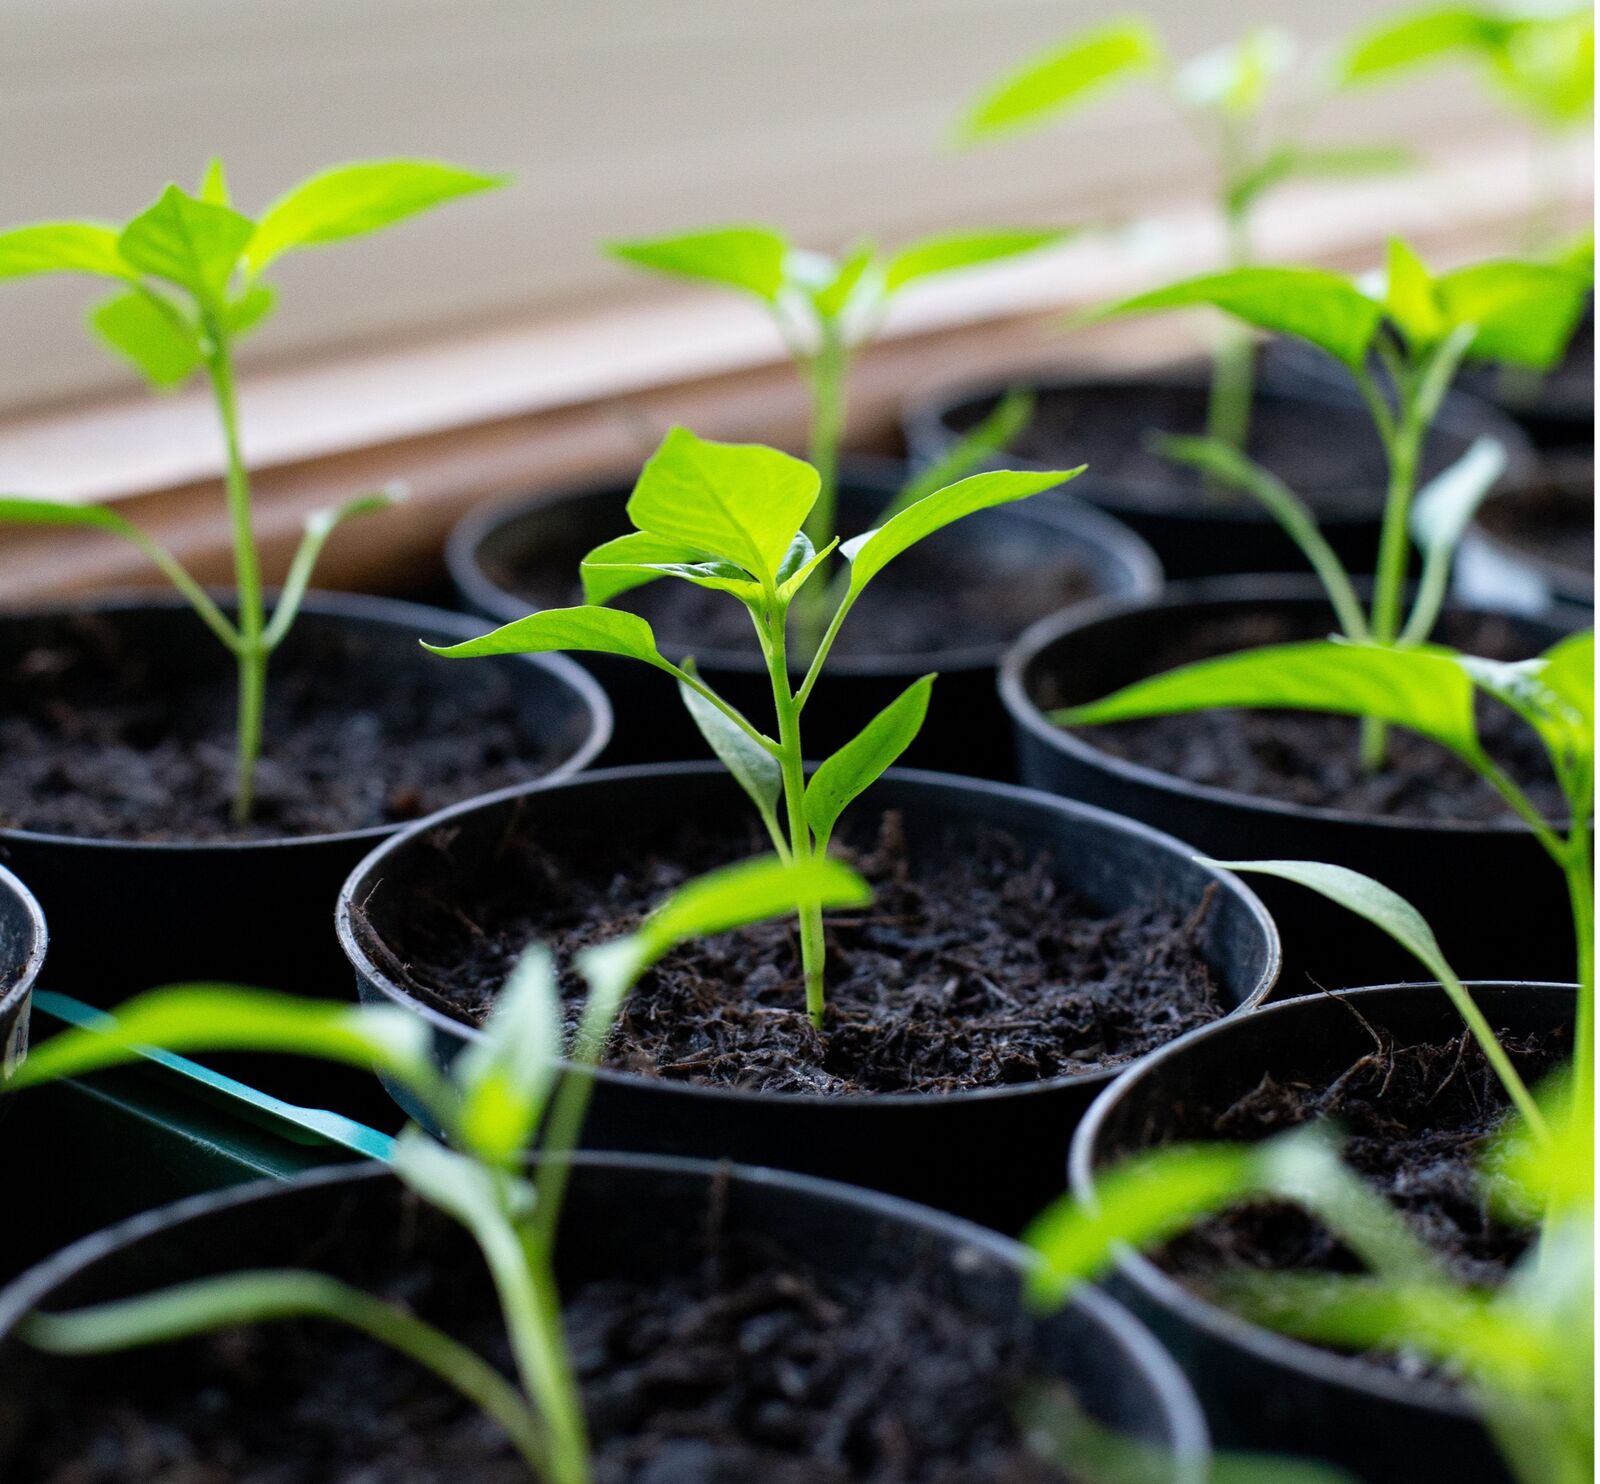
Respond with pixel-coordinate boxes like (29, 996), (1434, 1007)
(198, 157), (232, 206)
(1093, 266), (1383, 369)
(1057, 640), (1486, 765)
(627, 426), (818, 586)
(841, 467), (1078, 598)
(607, 226), (789, 304)
(888, 387), (1035, 521)
(246, 160), (506, 272)
(0, 495), (149, 539)
(0, 222), (136, 281)
(1175, 26), (1296, 117)
(775, 532), (839, 601)
(224, 282), (277, 337)
(1460, 632), (1593, 799)
(1412, 436), (1507, 561)
(956, 19), (1161, 141)
(88, 290), (204, 388)
(1433, 259), (1590, 369)
(635, 854), (872, 961)
(1383, 238), (1446, 348)
(580, 531), (716, 604)
(678, 672), (783, 833)
(811, 240), (878, 319)
(422, 605), (679, 675)
(804, 675), (935, 843)
(117, 185), (255, 305)
(883, 228), (1069, 293)
(1338, 7), (1508, 85)
(453, 946), (561, 1165)
(1024, 1143), (1259, 1305)
(5, 986), (432, 1093)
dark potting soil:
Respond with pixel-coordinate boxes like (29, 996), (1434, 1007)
(490, 532), (1097, 661)
(362, 811), (1229, 1094)
(1040, 607), (1566, 823)
(1152, 1016), (1566, 1367)
(1477, 468), (1595, 576)
(7, 1196), (1074, 1483)
(0, 612), (575, 843)
(951, 382), (1391, 518)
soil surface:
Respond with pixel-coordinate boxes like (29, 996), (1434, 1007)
(361, 810), (1230, 1095)
(1152, 1015), (1566, 1371)
(1477, 467), (1594, 577)
(1038, 607), (1566, 823)
(7, 1197), (1075, 1483)
(947, 381), (1442, 519)
(0, 611), (585, 843)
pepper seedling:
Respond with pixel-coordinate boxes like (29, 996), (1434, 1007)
(426, 425), (1078, 1029)
(5, 852), (870, 1484)
(1072, 238), (1588, 767)
(955, 19), (1414, 451)
(607, 223), (1065, 641)
(1339, 5), (1593, 253)
(0, 158), (505, 823)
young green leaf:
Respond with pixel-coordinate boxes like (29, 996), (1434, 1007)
(224, 282), (277, 337)
(627, 426), (819, 585)
(1057, 640), (1485, 766)
(882, 228), (1069, 293)
(0, 222), (137, 281)
(1433, 259), (1590, 369)
(117, 185), (255, 305)
(423, 606), (679, 675)
(775, 532), (839, 601)
(810, 240), (877, 318)
(804, 675), (935, 844)
(841, 467), (1080, 597)
(1175, 26), (1295, 117)
(245, 160), (507, 272)
(1338, 7), (1507, 85)
(1091, 266), (1383, 369)
(606, 226), (789, 303)
(955, 19), (1161, 141)
(580, 531), (726, 604)
(88, 290), (204, 388)
(1383, 237), (1448, 349)
(1403, 436), (1509, 644)
(198, 157), (232, 206)
(679, 672), (785, 842)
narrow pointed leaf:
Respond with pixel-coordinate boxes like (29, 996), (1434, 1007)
(804, 675), (934, 841)
(883, 228), (1069, 293)
(1338, 8), (1507, 84)
(777, 533), (839, 601)
(581, 531), (720, 604)
(246, 160), (506, 272)
(89, 290), (204, 388)
(224, 282), (277, 336)
(1175, 26), (1296, 117)
(0, 222), (136, 281)
(117, 186), (255, 303)
(0, 496), (149, 538)
(423, 606), (678, 675)
(607, 226), (789, 303)
(198, 158), (232, 206)
(1383, 238), (1446, 348)
(1412, 437), (1507, 559)
(812, 241), (878, 318)
(678, 676), (783, 829)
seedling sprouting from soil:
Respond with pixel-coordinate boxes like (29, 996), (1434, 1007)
(0, 158), (504, 822)
(955, 20), (1413, 450)
(427, 425), (1078, 1028)
(5, 853), (869, 1484)
(1068, 239), (1589, 766)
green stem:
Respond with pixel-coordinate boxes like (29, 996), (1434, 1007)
(795, 323), (849, 654)
(203, 318), (267, 825)
(762, 607), (827, 1028)
(1567, 823), (1593, 1126)
(1204, 200), (1253, 455)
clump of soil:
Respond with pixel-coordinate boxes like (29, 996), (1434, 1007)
(1037, 606), (1566, 823)
(361, 811), (1231, 1095)
(0, 611), (586, 843)
(6, 1198), (1075, 1483)
(1477, 467), (1594, 578)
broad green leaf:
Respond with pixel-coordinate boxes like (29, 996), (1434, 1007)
(5, 986), (432, 1092)
(423, 606), (678, 675)
(198, 157), (231, 206)
(1383, 238), (1447, 348)
(0, 222), (135, 281)
(627, 426), (818, 585)
(88, 290), (203, 388)
(1433, 259), (1590, 369)
(1460, 633), (1593, 799)
(1538, 631), (1595, 736)
(1024, 1143), (1259, 1305)
(224, 281), (277, 337)
(1338, 7), (1507, 84)
(607, 226), (789, 303)
(804, 675), (934, 842)
(636, 853), (871, 961)
(1058, 640), (1485, 765)
(1492, 11), (1594, 128)
(956, 20), (1161, 141)
(886, 387), (1034, 521)
(581, 530), (719, 604)
(117, 186), (254, 304)
(246, 160), (506, 272)
(1176, 26), (1296, 117)
(841, 467), (1079, 597)
(454, 946), (561, 1165)
(678, 670), (783, 836)
(1094, 266), (1383, 369)
(883, 228), (1069, 293)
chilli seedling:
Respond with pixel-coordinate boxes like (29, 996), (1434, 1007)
(607, 222), (1064, 640)
(1071, 237), (1588, 766)
(955, 19), (1413, 451)
(426, 425), (1078, 1028)
(5, 853), (870, 1484)
(0, 158), (504, 821)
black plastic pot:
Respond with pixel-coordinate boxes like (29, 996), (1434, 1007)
(0, 863), (46, 1084)
(1459, 454), (1593, 612)
(1069, 980), (1574, 1484)
(0, 593), (610, 1000)
(902, 368), (1531, 581)
(0, 1154), (1209, 1481)
(1001, 575), (1579, 991)
(447, 457), (1160, 779)
(338, 763), (1279, 1233)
